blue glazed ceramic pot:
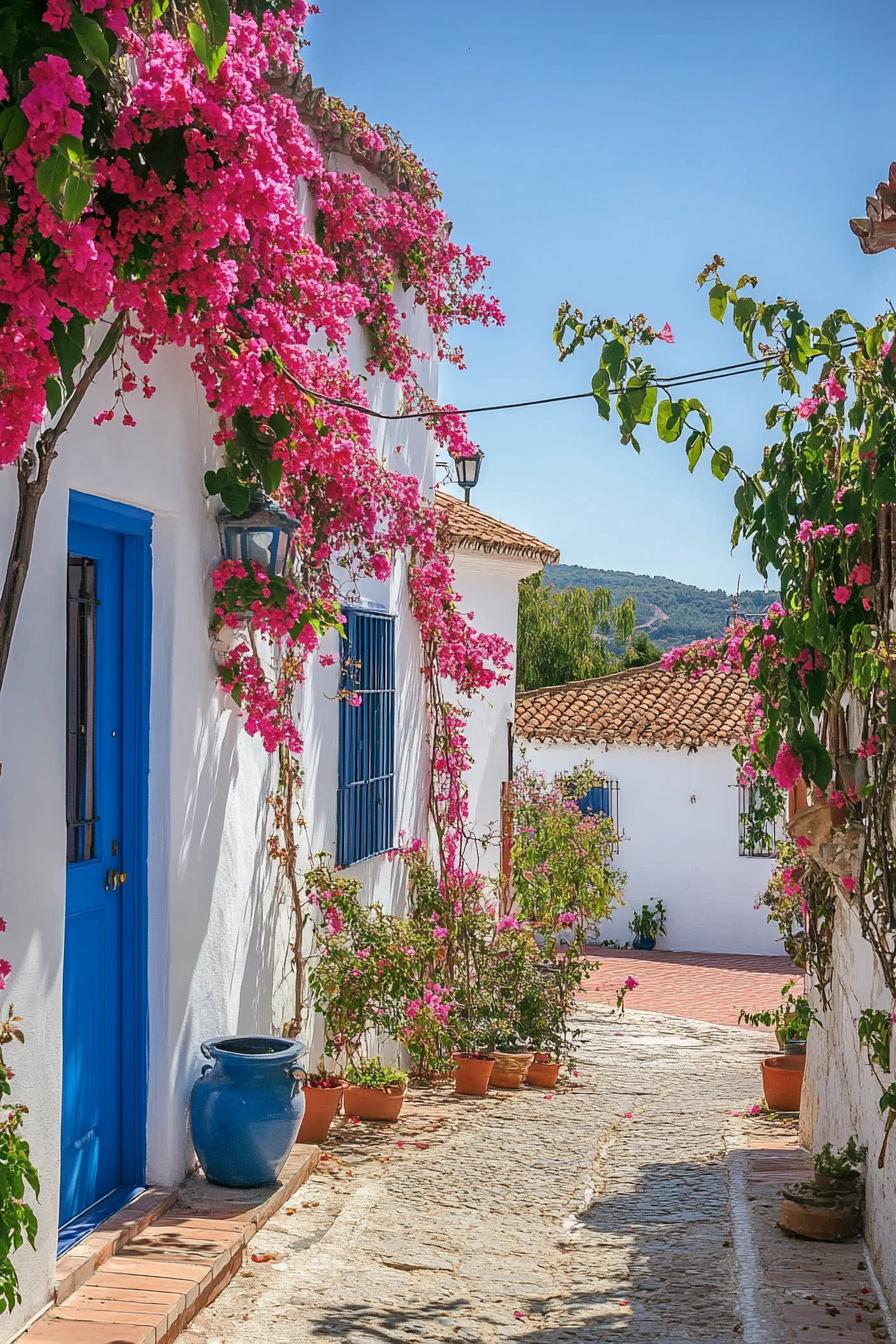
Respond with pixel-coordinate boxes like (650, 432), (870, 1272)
(190, 1035), (306, 1187)
(632, 935), (656, 951)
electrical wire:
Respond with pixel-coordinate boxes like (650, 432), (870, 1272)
(290, 337), (861, 422)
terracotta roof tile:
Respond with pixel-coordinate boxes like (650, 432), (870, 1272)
(434, 491), (559, 565)
(850, 161), (896, 254)
(515, 660), (752, 749)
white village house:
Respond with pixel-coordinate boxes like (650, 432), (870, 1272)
(514, 661), (779, 954)
(0, 99), (557, 1338)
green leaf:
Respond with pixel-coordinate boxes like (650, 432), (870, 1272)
(204, 469), (226, 497)
(600, 338), (627, 385)
(258, 456), (283, 495)
(61, 173), (91, 221)
(220, 481), (251, 516)
(656, 399), (684, 443)
(267, 412), (292, 441)
(57, 134), (86, 164)
(44, 376), (63, 417)
(35, 149), (69, 204)
(708, 282), (728, 322)
(733, 296), (756, 331)
(710, 444), (734, 480)
(0, 107), (27, 154)
(198, 0), (230, 47)
(591, 368), (610, 420)
(188, 21), (210, 68)
(70, 12), (110, 72)
(51, 320), (85, 384)
(628, 381), (657, 426)
(685, 430), (705, 472)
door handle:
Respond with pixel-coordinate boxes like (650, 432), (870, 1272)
(104, 869), (127, 891)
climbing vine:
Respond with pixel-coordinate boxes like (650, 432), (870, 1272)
(557, 259), (896, 1008)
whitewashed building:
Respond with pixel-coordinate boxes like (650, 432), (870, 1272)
(0, 103), (547, 1338)
(434, 490), (559, 877)
(514, 662), (779, 954)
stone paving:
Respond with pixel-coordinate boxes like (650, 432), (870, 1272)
(181, 1007), (891, 1344)
(581, 949), (801, 1027)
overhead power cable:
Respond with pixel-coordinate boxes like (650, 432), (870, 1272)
(291, 336), (861, 422)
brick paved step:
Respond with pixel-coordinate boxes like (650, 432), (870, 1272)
(25, 1146), (319, 1344)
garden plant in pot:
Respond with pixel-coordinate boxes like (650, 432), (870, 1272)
(778, 1137), (866, 1241)
(190, 1034), (307, 1187)
(343, 1058), (408, 1122)
(738, 981), (818, 1054)
(739, 981), (817, 1113)
(629, 899), (666, 952)
(296, 1066), (345, 1145)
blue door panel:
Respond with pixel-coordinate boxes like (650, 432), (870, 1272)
(61, 516), (126, 1230)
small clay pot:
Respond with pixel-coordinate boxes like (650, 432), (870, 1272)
(297, 1082), (344, 1144)
(343, 1083), (406, 1122)
(778, 1181), (862, 1241)
(452, 1053), (494, 1097)
(760, 1054), (806, 1113)
(490, 1050), (535, 1089)
(526, 1058), (561, 1089)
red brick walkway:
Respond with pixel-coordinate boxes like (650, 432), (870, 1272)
(580, 947), (802, 1028)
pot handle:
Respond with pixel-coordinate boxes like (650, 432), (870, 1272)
(200, 1063), (213, 1078)
(287, 1064), (307, 1097)
(200, 1040), (215, 1059)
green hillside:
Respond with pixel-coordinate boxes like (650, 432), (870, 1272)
(544, 565), (778, 650)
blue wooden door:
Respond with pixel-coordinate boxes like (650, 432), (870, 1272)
(61, 520), (126, 1229)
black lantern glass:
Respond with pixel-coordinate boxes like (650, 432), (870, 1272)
(219, 494), (298, 579)
(454, 449), (484, 503)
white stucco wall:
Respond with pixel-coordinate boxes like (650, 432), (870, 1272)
(447, 549), (538, 876)
(0, 153), (442, 1334)
(515, 738), (779, 955)
(800, 903), (896, 1317)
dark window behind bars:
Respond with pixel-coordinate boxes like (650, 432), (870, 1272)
(337, 609), (396, 867)
(576, 780), (621, 852)
(738, 781), (778, 857)
(66, 557), (98, 863)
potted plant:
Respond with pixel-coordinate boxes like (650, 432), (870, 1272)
(296, 1066), (345, 1145)
(738, 981), (817, 1053)
(490, 1036), (536, 1089)
(778, 1137), (866, 1241)
(520, 967), (576, 1090)
(451, 1041), (496, 1096)
(343, 1058), (408, 1122)
(629, 899), (666, 951)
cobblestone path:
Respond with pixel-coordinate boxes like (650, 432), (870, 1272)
(182, 1009), (886, 1344)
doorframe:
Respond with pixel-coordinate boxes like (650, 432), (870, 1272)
(67, 491), (152, 1192)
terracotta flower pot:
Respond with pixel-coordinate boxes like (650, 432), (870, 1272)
(490, 1050), (534, 1089)
(526, 1058), (561, 1089)
(343, 1083), (406, 1122)
(452, 1053), (494, 1096)
(760, 1054), (806, 1113)
(297, 1082), (344, 1144)
(778, 1182), (862, 1241)
(787, 800), (848, 852)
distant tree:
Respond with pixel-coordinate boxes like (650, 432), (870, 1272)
(623, 631), (662, 667)
(516, 573), (635, 691)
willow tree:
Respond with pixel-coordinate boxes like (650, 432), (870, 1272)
(516, 574), (635, 691)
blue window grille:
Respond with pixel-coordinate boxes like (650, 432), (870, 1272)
(576, 779), (620, 849)
(337, 609), (396, 867)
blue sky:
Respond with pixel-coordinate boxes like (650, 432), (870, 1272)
(308, 2), (896, 591)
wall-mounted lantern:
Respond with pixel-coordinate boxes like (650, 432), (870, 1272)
(453, 449), (484, 505)
(219, 493), (298, 579)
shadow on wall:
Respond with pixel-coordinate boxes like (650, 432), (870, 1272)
(163, 684), (283, 1179)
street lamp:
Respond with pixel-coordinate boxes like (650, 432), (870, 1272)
(453, 449), (484, 505)
(219, 493), (298, 579)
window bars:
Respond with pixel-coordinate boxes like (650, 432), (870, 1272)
(738, 781), (778, 857)
(337, 609), (396, 868)
(576, 779), (621, 851)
